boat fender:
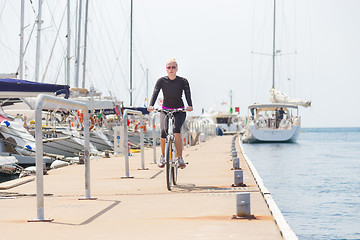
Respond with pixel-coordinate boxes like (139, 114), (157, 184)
(1, 120), (10, 127)
(50, 160), (70, 169)
(24, 145), (32, 150)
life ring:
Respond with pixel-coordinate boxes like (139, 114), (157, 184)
(142, 120), (146, 132)
(73, 110), (95, 131)
(76, 109), (84, 124)
(134, 122), (139, 132)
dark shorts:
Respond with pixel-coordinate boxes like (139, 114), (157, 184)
(160, 111), (186, 138)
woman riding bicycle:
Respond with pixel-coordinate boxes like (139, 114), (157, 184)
(147, 58), (193, 169)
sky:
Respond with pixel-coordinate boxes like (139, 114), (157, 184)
(0, 0), (359, 128)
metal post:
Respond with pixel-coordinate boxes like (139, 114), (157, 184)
(234, 170), (243, 186)
(123, 111), (131, 178)
(79, 109), (95, 200)
(122, 109), (147, 178)
(29, 94), (96, 222)
(30, 94), (48, 221)
(189, 122), (194, 147)
(233, 157), (240, 170)
(236, 192), (251, 217)
(152, 114), (157, 164)
(139, 118), (147, 170)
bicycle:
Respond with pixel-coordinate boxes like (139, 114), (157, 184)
(156, 108), (187, 191)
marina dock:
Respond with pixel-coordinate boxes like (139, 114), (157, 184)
(0, 135), (291, 239)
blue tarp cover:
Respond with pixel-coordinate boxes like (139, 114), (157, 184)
(0, 78), (70, 98)
(123, 107), (149, 115)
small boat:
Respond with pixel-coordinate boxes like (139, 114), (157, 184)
(0, 156), (22, 175)
(0, 114), (36, 156)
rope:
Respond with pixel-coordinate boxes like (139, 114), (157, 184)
(41, 3), (67, 83)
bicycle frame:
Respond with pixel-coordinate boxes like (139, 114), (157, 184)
(158, 109), (185, 191)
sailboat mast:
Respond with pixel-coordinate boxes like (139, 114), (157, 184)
(129, 0), (133, 106)
(272, 0), (276, 89)
(230, 90), (233, 114)
(66, 0), (71, 86)
(75, 0), (83, 88)
(35, 0), (43, 83)
(82, 0), (89, 88)
(146, 68), (149, 106)
(19, 0), (25, 79)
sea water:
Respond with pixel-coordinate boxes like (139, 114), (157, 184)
(242, 128), (360, 240)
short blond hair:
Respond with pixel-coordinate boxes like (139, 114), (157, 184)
(166, 58), (178, 67)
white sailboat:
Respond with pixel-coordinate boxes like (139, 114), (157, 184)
(242, 103), (301, 143)
(242, 0), (311, 143)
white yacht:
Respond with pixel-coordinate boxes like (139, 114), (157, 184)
(242, 103), (301, 143)
(198, 107), (242, 135)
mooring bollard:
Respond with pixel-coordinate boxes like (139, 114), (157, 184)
(232, 151), (237, 158)
(236, 192), (251, 216)
(79, 155), (85, 164)
(234, 169), (243, 186)
(233, 157), (240, 169)
(43, 163), (47, 175)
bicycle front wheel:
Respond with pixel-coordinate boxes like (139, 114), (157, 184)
(172, 163), (178, 185)
(165, 137), (172, 191)
(172, 141), (178, 185)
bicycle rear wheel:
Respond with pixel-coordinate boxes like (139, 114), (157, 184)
(165, 137), (172, 191)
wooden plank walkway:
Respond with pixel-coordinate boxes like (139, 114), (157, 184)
(0, 135), (284, 240)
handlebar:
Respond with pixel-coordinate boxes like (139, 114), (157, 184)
(154, 108), (187, 114)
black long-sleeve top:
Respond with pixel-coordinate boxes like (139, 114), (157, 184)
(149, 76), (192, 108)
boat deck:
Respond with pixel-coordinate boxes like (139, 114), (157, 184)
(0, 135), (285, 239)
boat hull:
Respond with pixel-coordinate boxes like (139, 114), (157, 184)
(0, 120), (36, 155)
(89, 129), (113, 151)
(41, 128), (99, 157)
(242, 125), (300, 143)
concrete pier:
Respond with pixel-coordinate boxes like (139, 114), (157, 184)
(0, 135), (286, 239)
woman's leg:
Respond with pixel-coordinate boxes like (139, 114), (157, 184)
(173, 112), (186, 158)
(174, 133), (182, 158)
(160, 137), (166, 155)
(159, 111), (168, 156)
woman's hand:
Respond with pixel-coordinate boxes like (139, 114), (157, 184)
(186, 106), (193, 112)
(147, 106), (154, 112)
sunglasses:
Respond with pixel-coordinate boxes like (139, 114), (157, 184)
(166, 66), (177, 69)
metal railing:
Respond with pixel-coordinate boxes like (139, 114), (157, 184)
(30, 94), (95, 222)
(122, 109), (146, 178)
(152, 114), (157, 164)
